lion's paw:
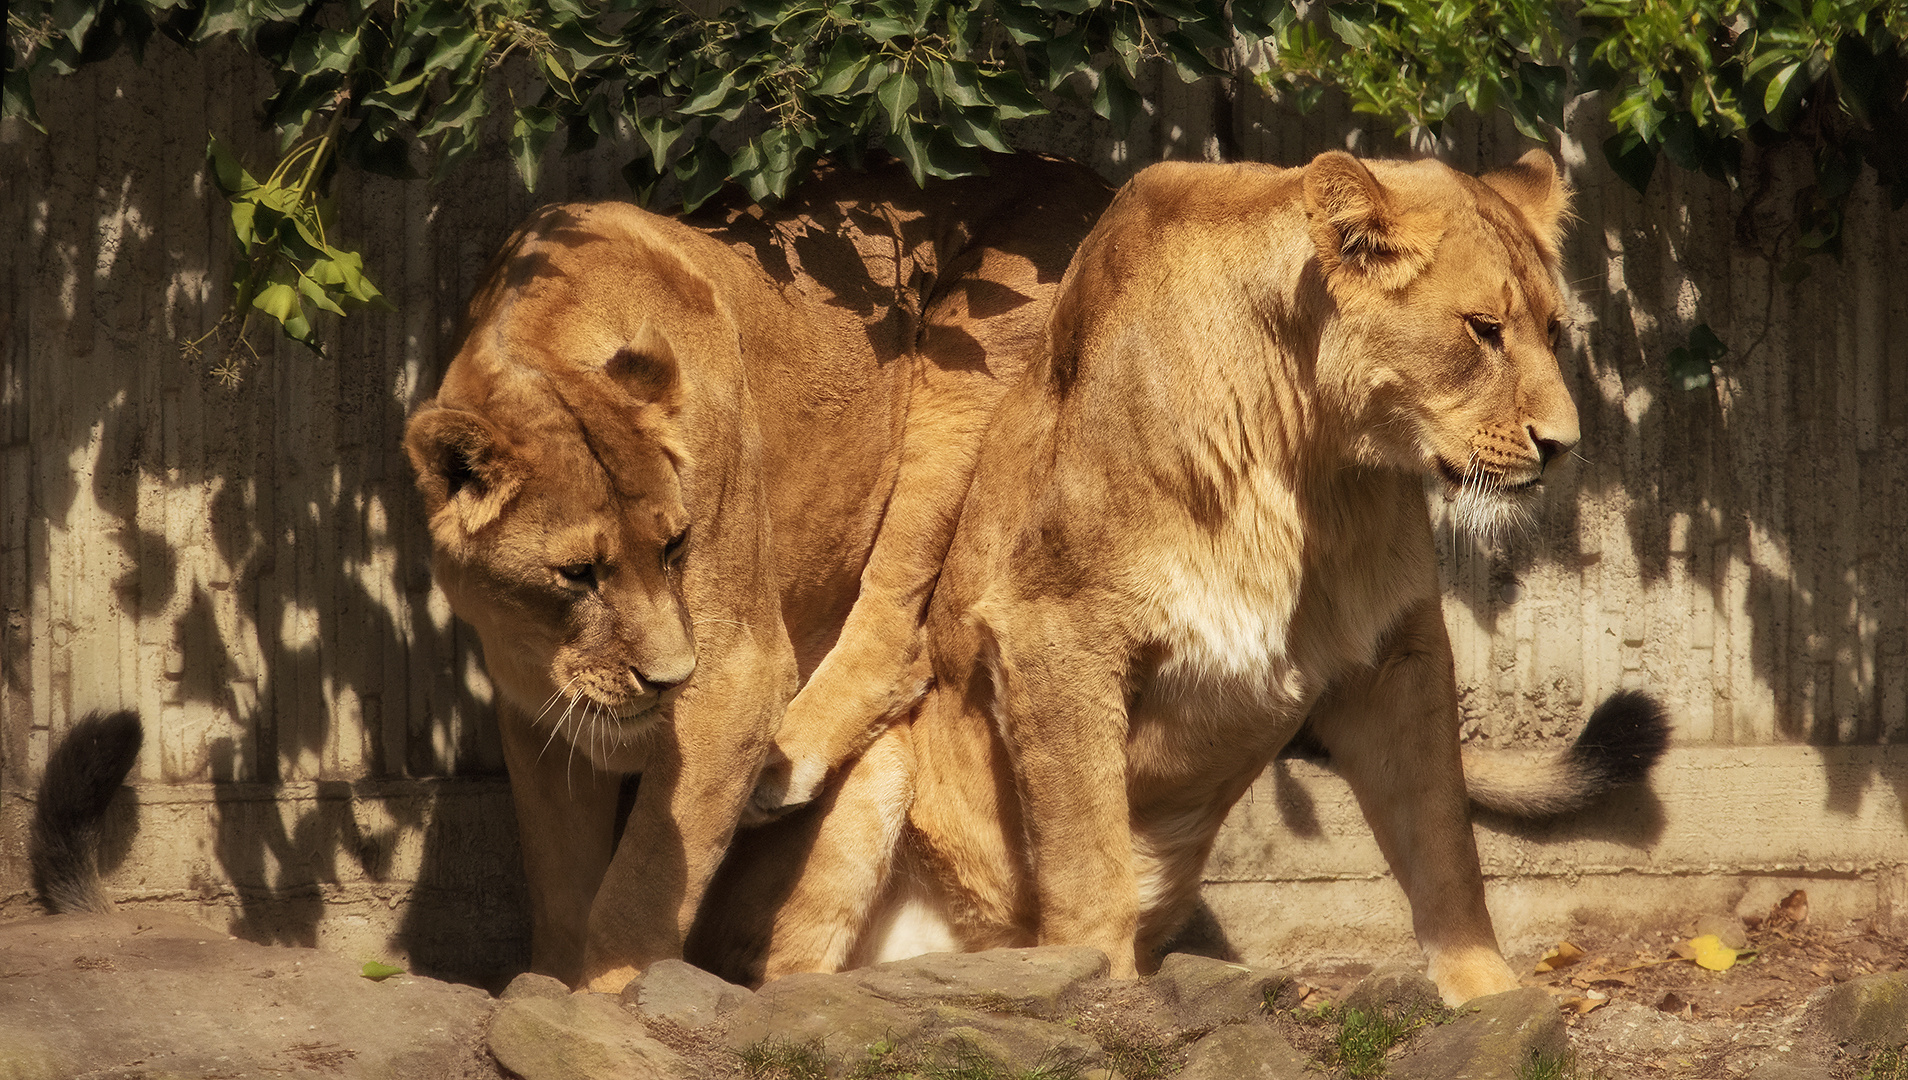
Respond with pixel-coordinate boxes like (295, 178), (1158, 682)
(740, 747), (829, 825)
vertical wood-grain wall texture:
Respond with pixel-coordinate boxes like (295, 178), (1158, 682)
(3, 40), (1903, 981)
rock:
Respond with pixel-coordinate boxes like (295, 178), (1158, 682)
(723, 971), (927, 1072)
(854, 947), (1110, 1018)
(1813, 972), (1908, 1048)
(1577, 1000), (1718, 1058)
(620, 958), (751, 1031)
(1695, 913), (1751, 951)
(1149, 952), (1292, 1029)
(488, 994), (688, 1080)
(1342, 962), (1444, 1019)
(1177, 1023), (1311, 1080)
(501, 972), (572, 1001)
(1388, 987), (1567, 1080)
(0, 912), (501, 1080)
(922, 1004), (1106, 1073)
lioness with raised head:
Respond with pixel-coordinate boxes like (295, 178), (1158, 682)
(717, 149), (1666, 1004)
(404, 155), (1112, 992)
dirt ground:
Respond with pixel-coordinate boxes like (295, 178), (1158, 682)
(1275, 890), (1907, 1077)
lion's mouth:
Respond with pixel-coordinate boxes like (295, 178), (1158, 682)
(1432, 456), (1540, 494)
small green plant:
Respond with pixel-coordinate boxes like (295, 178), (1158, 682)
(1867, 1045), (1908, 1080)
(1308, 1002), (1452, 1079)
(1072, 1022), (1190, 1080)
(1517, 1048), (1575, 1080)
(738, 1037), (831, 1080)
(1260, 976), (1294, 1015)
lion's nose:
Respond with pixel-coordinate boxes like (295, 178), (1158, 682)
(634, 658), (695, 693)
(1528, 424), (1577, 471)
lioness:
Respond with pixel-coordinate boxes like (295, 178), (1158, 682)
(715, 150), (1667, 1004)
(404, 155), (1112, 991)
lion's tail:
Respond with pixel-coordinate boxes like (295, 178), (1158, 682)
(29, 710), (144, 914)
(1463, 690), (1669, 818)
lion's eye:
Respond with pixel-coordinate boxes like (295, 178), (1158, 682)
(1466, 314), (1504, 347)
(663, 530), (689, 566)
(557, 563), (597, 588)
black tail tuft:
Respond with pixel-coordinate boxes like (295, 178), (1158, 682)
(29, 710), (144, 915)
(1569, 689), (1670, 790)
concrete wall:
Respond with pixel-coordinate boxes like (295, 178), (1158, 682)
(3, 39), (1904, 985)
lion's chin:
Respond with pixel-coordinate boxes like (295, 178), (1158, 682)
(1428, 468), (1540, 543)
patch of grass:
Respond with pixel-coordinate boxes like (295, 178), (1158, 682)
(1304, 1002), (1452, 1079)
(839, 1036), (1092, 1080)
(738, 1038), (831, 1080)
(1260, 976), (1294, 1015)
(1866, 1045), (1908, 1080)
(1517, 1049), (1574, 1080)
(1071, 1020), (1194, 1080)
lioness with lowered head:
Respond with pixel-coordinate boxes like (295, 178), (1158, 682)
(717, 149), (1667, 1004)
(404, 155), (1111, 992)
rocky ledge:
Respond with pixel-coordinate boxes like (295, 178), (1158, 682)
(4, 913), (1904, 1079)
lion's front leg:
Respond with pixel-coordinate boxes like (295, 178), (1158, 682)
(975, 600), (1140, 976)
(1306, 596), (1518, 1006)
(498, 700), (623, 987)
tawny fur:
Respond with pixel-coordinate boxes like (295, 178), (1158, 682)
(708, 151), (1668, 1006)
(30, 710), (144, 915)
(403, 154), (1111, 991)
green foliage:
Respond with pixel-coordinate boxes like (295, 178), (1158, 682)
(1300, 1000), (1451, 1078)
(1867, 1045), (1908, 1080)
(357, 959), (405, 979)
(1268, 0), (1908, 253)
(739, 1037), (832, 1080)
(8, 0), (1908, 353)
(1516, 1048), (1574, 1080)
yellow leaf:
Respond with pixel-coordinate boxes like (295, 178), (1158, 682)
(1689, 934), (1737, 972)
(1534, 941), (1586, 974)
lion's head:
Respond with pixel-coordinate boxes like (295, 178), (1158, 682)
(405, 204), (726, 762)
(1302, 149), (1578, 538)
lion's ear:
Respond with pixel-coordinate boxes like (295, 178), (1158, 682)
(1482, 149), (1572, 261)
(1303, 151), (1443, 291)
(607, 320), (682, 414)
(404, 404), (525, 535)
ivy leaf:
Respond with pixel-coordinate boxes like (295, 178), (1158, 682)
(680, 69), (747, 120)
(876, 67), (920, 133)
(634, 111), (683, 165)
(674, 137), (731, 212)
(1092, 65), (1143, 132)
(1044, 29), (1088, 91)
(1326, 9), (1372, 50)
(944, 105), (1010, 152)
(509, 106), (559, 192)
(992, 2), (1050, 45)
(1602, 132), (1656, 195)
(928, 59), (987, 108)
(2, 68), (45, 133)
(978, 71), (1045, 119)
(813, 38), (873, 96)
(252, 282), (314, 345)
(206, 135), (259, 195)
(297, 272), (348, 317)
(418, 82), (488, 140)
(289, 28), (359, 75)
(1762, 59), (1805, 126)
